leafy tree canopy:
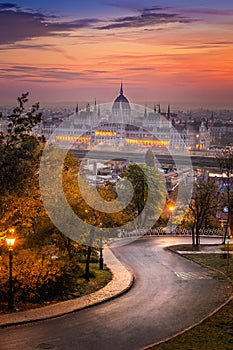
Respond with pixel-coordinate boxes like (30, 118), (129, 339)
(0, 92), (43, 194)
(145, 148), (155, 168)
(122, 163), (166, 228)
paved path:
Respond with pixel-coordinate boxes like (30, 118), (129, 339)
(0, 237), (231, 350)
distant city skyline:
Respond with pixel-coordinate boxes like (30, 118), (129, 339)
(0, 1), (233, 108)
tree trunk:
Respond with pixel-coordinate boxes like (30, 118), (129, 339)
(192, 226), (195, 246)
(66, 237), (73, 261)
(85, 246), (92, 282)
(222, 216), (229, 245)
(195, 226), (199, 248)
(85, 228), (94, 281)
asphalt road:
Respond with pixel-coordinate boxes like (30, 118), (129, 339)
(0, 237), (229, 350)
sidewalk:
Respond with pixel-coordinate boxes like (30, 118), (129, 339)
(0, 248), (133, 328)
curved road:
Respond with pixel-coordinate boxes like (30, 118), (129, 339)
(0, 237), (230, 350)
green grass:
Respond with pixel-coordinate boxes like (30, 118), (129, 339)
(150, 245), (233, 350)
(167, 244), (228, 252)
(184, 254), (233, 280)
(74, 263), (112, 298)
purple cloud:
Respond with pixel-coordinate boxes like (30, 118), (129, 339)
(0, 65), (84, 82)
(96, 10), (192, 30)
(183, 8), (233, 16)
(103, 1), (166, 12)
(0, 6), (101, 44)
(0, 4), (194, 45)
(0, 9), (52, 44)
(0, 3), (19, 10)
(0, 43), (55, 50)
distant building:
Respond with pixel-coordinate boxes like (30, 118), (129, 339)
(37, 84), (210, 151)
(210, 120), (233, 145)
(177, 120), (210, 151)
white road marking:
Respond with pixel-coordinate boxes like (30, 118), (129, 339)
(174, 271), (213, 280)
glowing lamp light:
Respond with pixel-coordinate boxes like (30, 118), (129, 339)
(168, 205), (175, 213)
(6, 228), (16, 311)
(6, 238), (16, 249)
(6, 228), (16, 250)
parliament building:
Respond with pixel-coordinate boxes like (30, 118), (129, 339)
(39, 84), (210, 152)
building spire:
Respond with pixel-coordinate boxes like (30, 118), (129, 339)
(144, 104), (147, 118)
(120, 82), (123, 95)
(167, 104), (170, 119)
(86, 103), (90, 113)
(94, 98), (97, 112)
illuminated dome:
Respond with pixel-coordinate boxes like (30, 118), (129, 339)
(111, 83), (131, 123)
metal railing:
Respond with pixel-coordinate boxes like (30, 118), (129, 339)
(120, 227), (224, 237)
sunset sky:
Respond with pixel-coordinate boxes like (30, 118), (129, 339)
(0, 1), (233, 108)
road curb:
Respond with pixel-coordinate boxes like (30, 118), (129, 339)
(141, 246), (233, 350)
(0, 247), (134, 328)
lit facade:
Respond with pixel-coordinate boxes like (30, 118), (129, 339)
(37, 84), (210, 151)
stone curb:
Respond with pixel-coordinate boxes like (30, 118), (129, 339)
(141, 246), (233, 350)
(0, 248), (134, 328)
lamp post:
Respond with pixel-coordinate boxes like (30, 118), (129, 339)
(6, 228), (16, 312)
(99, 222), (104, 270)
(99, 235), (104, 270)
(226, 235), (231, 275)
(168, 204), (175, 234)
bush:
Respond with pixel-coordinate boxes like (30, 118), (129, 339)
(0, 249), (84, 303)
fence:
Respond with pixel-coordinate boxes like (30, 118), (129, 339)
(120, 227), (224, 238)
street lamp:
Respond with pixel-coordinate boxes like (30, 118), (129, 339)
(168, 204), (175, 234)
(99, 222), (104, 270)
(226, 235), (231, 275)
(6, 228), (16, 312)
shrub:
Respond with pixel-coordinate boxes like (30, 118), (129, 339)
(0, 249), (84, 303)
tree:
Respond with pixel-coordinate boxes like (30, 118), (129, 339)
(122, 163), (166, 229)
(218, 148), (233, 244)
(0, 97), (111, 305)
(145, 149), (155, 167)
(0, 92), (42, 194)
(0, 93), (43, 246)
(188, 179), (218, 247)
(85, 228), (95, 281)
